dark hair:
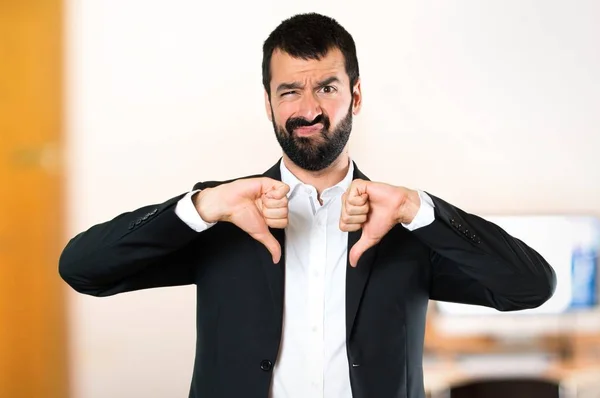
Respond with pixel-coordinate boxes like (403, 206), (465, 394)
(262, 13), (360, 98)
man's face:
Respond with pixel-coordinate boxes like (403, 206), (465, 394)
(265, 48), (361, 171)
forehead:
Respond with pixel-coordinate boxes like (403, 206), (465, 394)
(269, 48), (348, 86)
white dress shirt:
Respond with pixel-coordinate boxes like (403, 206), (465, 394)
(174, 159), (435, 398)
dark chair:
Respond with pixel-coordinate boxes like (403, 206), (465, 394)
(449, 378), (560, 398)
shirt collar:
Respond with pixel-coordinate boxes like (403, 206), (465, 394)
(280, 158), (355, 200)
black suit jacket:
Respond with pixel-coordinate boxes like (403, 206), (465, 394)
(59, 160), (556, 398)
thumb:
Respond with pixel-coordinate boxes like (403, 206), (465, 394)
(253, 230), (282, 264)
(349, 235), (377, 267)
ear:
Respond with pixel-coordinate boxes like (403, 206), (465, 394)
(264, 90), (273, 122)
(352, 78), (362, 115)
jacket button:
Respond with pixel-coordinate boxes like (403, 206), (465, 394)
(260, 360), (273, 371)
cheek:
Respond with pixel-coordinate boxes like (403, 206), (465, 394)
(274, 103), (296, 125)
(323, 100), (349, 125)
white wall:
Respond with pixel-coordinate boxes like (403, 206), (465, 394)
(64, 1), (600, 397)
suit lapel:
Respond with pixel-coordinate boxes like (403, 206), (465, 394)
(345, 163), (377, 340)
(255, 160), (285, 332)
(255, 226), (285, 333)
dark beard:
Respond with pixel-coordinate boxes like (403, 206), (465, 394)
(271, 102), (353, 172)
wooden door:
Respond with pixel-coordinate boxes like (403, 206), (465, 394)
(0, 0), (68, 397)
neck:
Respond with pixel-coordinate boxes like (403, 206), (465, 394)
(282, 151), (351, 195)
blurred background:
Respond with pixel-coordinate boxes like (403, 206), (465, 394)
(1, 0), (599, 397)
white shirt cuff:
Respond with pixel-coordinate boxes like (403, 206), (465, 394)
(401, 190), (435, 231)
(174, 190), (216, 232)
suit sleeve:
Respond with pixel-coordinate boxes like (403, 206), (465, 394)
(411, 193), (557, 311)
(58, 191), (207, 297)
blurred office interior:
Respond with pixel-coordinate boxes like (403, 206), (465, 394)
(1, 1), (599, 397)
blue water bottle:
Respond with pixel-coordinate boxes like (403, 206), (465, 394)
(570, 246), (598, 309)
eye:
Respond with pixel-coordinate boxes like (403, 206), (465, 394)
(281, 91), (297, 97)
(319, 85), (337, 94)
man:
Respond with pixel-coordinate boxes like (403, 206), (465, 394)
(59, 12), (556, 398)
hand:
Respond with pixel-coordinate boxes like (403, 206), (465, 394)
(193, 178), (290, 264)
(340, 179), (420, 267)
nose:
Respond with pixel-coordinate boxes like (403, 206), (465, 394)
(296, 92), (322, 122)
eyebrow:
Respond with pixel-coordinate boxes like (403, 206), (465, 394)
(276, 81), (303, 93)
(317, 76), (341, 87)
(276, 76), (341, 94)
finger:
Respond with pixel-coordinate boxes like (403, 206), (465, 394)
(339, 221), (362, 232)
(341, 214), (367, 225)
(266, 217), (288, 229)
(262, 206), (288, 220)
(262, 196), (288, 209)
(348, 192), (368, 207)
(252, 230), (282, 264)
(349, 236), (378, 267)
(346, 180), (369, 205)
(265, 181), (290, 200)
(345, 202), (369, 216)
(340, 194), (367, 229)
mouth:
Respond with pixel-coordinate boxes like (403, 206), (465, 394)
(293, 123), (324, 137)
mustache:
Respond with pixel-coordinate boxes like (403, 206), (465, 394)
(285, 114), (330, 134)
